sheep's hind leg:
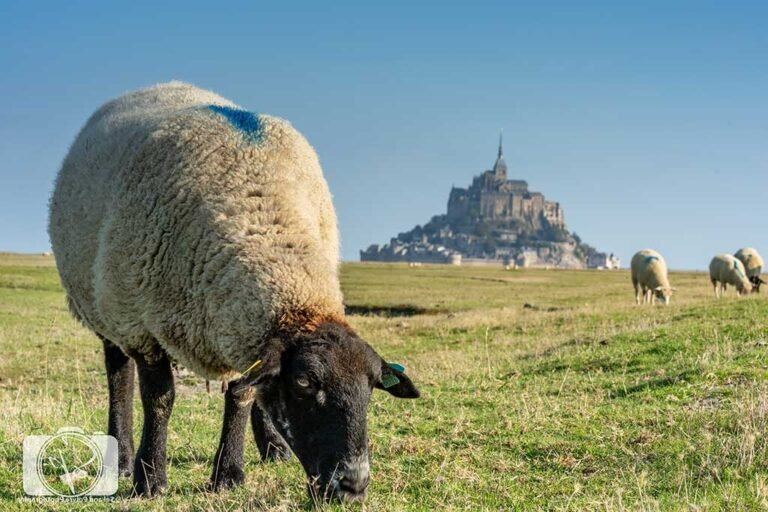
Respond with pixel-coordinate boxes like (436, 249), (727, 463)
(101, 336), (135, 477)
(133, 349), (175, 497)
(208, 381), (255, 491)
(252, 404), (291, 461)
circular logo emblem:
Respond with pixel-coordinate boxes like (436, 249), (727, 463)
(35, 430), (104, 497)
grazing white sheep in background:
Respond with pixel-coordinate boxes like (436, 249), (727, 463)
(630, 249), (674, 305)
(48, 81), (419, 501)
(734, 247), (766, 293)
(710, 254), (752, 297)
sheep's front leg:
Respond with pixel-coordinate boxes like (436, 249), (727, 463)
(209, 382), (254, 490)
(101, 337), (135, 477)
(633, 279), (641, 304)
(252, 405), (291, 461)
(133, 351), (175, 497)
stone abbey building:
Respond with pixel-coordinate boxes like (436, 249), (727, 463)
(447, 137), (564, 233)
(361, 135), (618, 269)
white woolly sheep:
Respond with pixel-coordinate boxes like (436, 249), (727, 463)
(710, 254), (752, 297)
(48, 81), (419, 501)
(630, 249), (674, 305)
(734, 247), (766, 293)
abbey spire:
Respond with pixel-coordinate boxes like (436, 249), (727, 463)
(492, 130), (507, 178)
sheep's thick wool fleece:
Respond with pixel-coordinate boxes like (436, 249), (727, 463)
(631, 249), (670, 289)
(710, 255), (749, 287)
(49, 82), (344, 379)
(735, 248), (764, 277)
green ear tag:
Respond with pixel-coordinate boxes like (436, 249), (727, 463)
(382, 374), (401, 389)
(388, 363), (405, 373)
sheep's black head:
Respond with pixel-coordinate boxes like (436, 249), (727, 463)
(750, 276), (766, 293)
(240, 323), (419, 502)
(653, 286), (674, 305)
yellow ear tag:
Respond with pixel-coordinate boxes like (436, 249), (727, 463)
(243, 359), (262, 377)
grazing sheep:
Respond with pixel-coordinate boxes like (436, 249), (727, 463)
(48, 82), (419, 501)
(734, 247), (766, 293)
(630, 249), (674, 305)
(710, 254), (752, 297)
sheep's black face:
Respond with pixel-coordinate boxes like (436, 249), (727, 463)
(253, 323), (419, 502)
(654, 287), (672, 305)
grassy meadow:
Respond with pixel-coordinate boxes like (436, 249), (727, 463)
(2, 254), (768, 510)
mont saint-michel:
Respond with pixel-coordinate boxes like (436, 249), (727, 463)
(361, 136), (618, 269)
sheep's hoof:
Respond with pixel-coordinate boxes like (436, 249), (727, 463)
(260, 442), (291, 462)
(119, 456), (134, 477)
(132, 477), (167, 498)
(208, 466), (245, 491)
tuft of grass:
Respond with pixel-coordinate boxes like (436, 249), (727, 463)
(1, 257), (767, 510)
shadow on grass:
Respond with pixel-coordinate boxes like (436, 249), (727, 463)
(167, 451), (215, 467)
(609, 369), (698, 399)
(530, 357), (631, 376)
(522, 303), (566, 312)
(520, 337), (608, 362)
(344, 304), (439, 317)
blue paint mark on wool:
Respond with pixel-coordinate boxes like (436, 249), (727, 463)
(207, 105), (263, 142)
(644, 256), (659, 264)
(733, 260), (746, 279)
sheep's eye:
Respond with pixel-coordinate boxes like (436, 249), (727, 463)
(296, 377), (310, 388)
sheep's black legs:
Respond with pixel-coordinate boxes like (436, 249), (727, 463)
(209, 382), (255, 490)
(101, 337), (135, 476)
(208, 382), (292, 492)
(133, 352), (175, 497)
(252, 404), (291, 461)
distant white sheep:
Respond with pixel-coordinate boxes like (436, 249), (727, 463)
(734, 247), (765, 293)
(630, 249), (674, 305)
(709, 254), (752, 297)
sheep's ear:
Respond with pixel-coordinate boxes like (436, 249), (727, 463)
(375, 359), (420, 399)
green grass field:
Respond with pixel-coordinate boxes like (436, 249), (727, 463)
(2, 254), (768, 510)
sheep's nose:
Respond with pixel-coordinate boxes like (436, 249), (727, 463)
(314, 456), (370, 502)
(337, 456), (370, 499)
(336, 474), (369, 500)
(344, 456), (369, 482)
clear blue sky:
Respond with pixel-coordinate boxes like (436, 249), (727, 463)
(1, 0), (766, 270)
